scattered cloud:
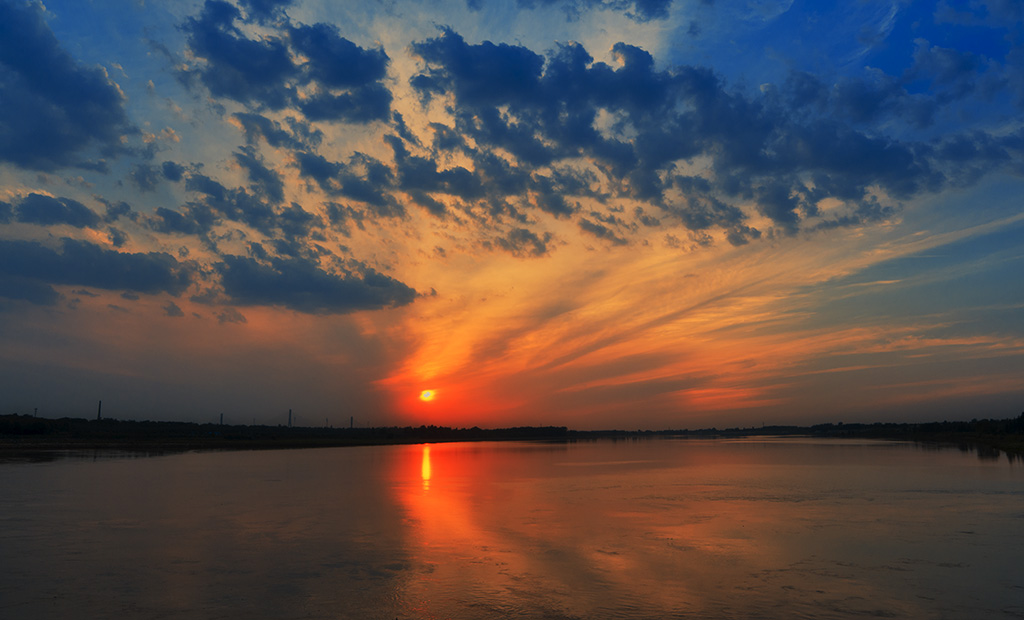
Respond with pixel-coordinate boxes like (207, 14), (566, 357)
(1, 0), (1022, 426)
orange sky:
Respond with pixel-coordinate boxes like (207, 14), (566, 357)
(1, 0), (1023, 428)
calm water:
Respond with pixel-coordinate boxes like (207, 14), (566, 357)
(1, 438), (1022, 619)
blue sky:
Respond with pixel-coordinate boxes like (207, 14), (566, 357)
(0, 0), (1021, 428)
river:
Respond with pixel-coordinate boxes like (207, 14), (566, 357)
(1, 437), (1021, 619)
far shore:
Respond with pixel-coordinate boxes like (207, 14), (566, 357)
(2, 413), (1022, 459)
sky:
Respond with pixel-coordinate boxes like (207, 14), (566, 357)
(1, 0), (1022, 430)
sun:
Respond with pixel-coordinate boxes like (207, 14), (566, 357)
(419, 389), (436, 402)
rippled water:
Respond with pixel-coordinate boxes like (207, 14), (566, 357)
(1, 438), (1021, 619)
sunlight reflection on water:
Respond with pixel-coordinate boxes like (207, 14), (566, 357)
(0, 438), (1022, 619)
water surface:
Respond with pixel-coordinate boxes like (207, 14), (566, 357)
(1, 438), (1021, 619)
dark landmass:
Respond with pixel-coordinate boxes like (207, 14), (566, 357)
(2, 413), (1023, 460)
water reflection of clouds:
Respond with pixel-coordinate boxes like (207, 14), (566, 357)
(389, 439), (1024, 618)
(392, 441), (711, 617)
(4, 440), (1022, 618)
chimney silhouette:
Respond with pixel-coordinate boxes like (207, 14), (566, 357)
(288, 409), (292, 427)
(97, 400), (102, 421)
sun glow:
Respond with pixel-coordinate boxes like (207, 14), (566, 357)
(419, 389), (436, 402)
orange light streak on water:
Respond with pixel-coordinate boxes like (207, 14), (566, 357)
(420, 445), (431, 490)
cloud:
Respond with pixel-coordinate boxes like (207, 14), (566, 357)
(578, 217), (628, 245)
(172, 171), (322, 238)
(237, 0), (295, 23)
(0, 0), (133, 171)
(215, 254), (417, 314)
(0, 274), (61, 306)
(181, 1), (392, 123)
(130, 164), (162, 192)
(464, 0), (673, 22)
(15, 193), (101, 229)
(151, 205), (215, 236)
(387, 135), (485, 203)
(216, 306), (248, 324)
(163, 301), (185, 317)
(494, 228), (554, 257)
(294, 151), (403, 217)
(0, 238), (193, 303)
(103, 201), (135, 223)
(232, 112), (321, 149)
(412, 28), (545, 108)
(234, 146), (285, 203)
(182, 0), (297, 109)
(408, 26), (1024, 238)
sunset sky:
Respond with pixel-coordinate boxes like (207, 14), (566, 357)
(1, 0), (1022, 429)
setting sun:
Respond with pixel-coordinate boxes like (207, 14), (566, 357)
(419, 390), (436, 402)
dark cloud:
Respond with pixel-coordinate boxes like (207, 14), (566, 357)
(665, 176), (746, 231)
(151, 205), (215, 236)
(130, 164), (162, 192)
(216, 307), (248, 324)
(297, 84), (392, 123)
(181, 2), (391, 123)
(387, 135), (485, 202)
(232, 112), (322, 149)
(277, 202), (321, 238)
(531, 175), (578, 218)
(905, 40), (996, 104)
(430, 122), (468, 152)
(294, 151), (403, 217)
(634, 207), (660, 227)
(754, 181), (801, 232)
(294, 151), (341, 192)
(724, 225), (761, 246)
(494, 228), (553, 257)
(392, 112), (419, 145)
(0, 1), (134, 171)
(181, 171), (312, 237)
(410, 27), (1024, 237)
(234, 146), (285, 203)
(216, 254), (416, 314)
(406, 190), (447, 216)
(0, 238), (192, 301)
(182, 0), (296, 109)
(0, 274), (61, 305)
(464, 0), (672, 22)
(15, 193), (101, 229)
(288, 22), (388, 88)
(237, 0), (295, 23)
(0, 200), (12, 223)
(163, 301), (185, 317)
(108, 227), (129, 248)
(412, 28), (545, 108)
(103, 201), (135, 223)
(161, 161), (186, 182)
(578, 217), (628, 245)
(324, 202), (366, 236)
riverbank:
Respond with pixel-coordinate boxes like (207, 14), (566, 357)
(2, 413), (1022, 457)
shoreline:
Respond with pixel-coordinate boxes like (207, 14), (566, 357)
(2, 413), (1022, 459)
